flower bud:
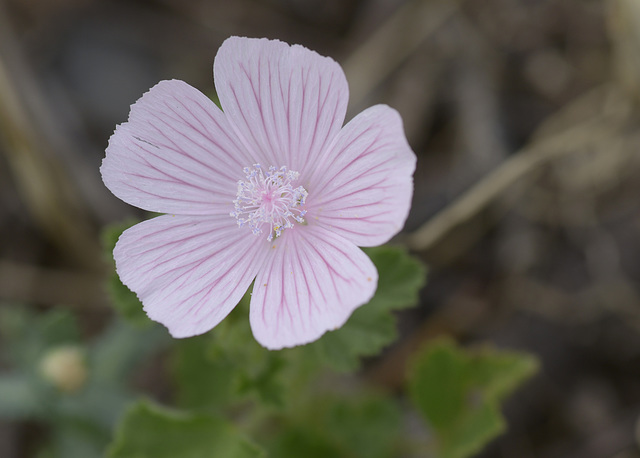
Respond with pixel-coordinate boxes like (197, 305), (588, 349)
(39, 346), (87, 393)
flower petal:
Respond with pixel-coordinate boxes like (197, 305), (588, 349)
(115, 215), (268, 338)
(101, 79), (251, 216)
(249, 226), (377, 349)
(306, 105), (416, 246)
(213, 36), (348, 172)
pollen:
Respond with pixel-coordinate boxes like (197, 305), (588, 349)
(230, 164), (308, 241)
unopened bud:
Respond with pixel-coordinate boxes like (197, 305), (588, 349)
(39, 346), (88, 393)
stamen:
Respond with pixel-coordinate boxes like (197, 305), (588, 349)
(230, 164), (308, 241)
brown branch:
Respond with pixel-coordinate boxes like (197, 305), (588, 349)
(406, 85), (629, 254)
(342, 0), (460, 109)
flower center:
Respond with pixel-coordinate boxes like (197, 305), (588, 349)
(230, 164), (308, 242)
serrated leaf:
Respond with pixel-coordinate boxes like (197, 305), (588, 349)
(308, 245), (426, 371)
(173, 293), (286, 411)
(364, 245), (427, 312)
(237, 352), (286, 406)
(307, 308), (398, 372)
(408, 339), (539, 458)
(107, 400), (265, 458)
(269, 394), (402, 458)
(468, 350), (540, 403)
(172, 335), (238, 412)
(326, 395), (402, 458)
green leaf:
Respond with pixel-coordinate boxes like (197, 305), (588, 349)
(107, 400), (265, 458)
(270, 428), (342, 458)
(324, 395), (403, 458)
(172, 290), (287, 411)
(101, 221), (152, 327)
(306, 309), (397, 372)
(0, 306), (79, 369)
(408, 339), (539, 458)
(364, 245), (428, 312)
(172, 335), (238, 412)
(46, 416), (111, 458)
(308, 245), (426, 371)
(269, 394), (402, 458)
(90, 319), (168, 386)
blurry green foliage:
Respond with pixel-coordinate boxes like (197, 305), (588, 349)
(0, 307), (80, 420)
(408, 338), (540, 458)
(305, 245), (427, 371)
(167, 245), (425, 457)
(268, 394), (403, 458)
(0, 306), (168, 458)
(107, 400), (265, 458)
(172, 292), (287, 412)
(0, 306), (80, 369)
(0, 222), (541, 458)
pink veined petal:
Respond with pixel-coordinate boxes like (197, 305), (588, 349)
(305, 105), (416, 247)
(213, 36), (349, 173)
(101, 79), (252, 216)
(115, 215), (269, 338)
(249, 225), (378, 350)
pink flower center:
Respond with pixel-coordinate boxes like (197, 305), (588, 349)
(230, 164), (308, 242)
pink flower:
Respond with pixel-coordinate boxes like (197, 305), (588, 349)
(101, 37), (416, 350)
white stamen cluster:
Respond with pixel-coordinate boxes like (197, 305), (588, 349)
(230, 164), (308, 241)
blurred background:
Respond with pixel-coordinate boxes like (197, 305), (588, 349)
(0, 0), (639, 456)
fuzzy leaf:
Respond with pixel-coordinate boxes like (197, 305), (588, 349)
(364, 245), (428, 312)
(269, 394), (402, 458)
(173, 293), (286, 411)
(309, 245), (426, 371)
(107, 400), (265, 458)
(172, 335), (239, 412)
(408, 339), (539, 458)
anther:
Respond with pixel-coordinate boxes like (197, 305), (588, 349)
(230, 164), (308, 241)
